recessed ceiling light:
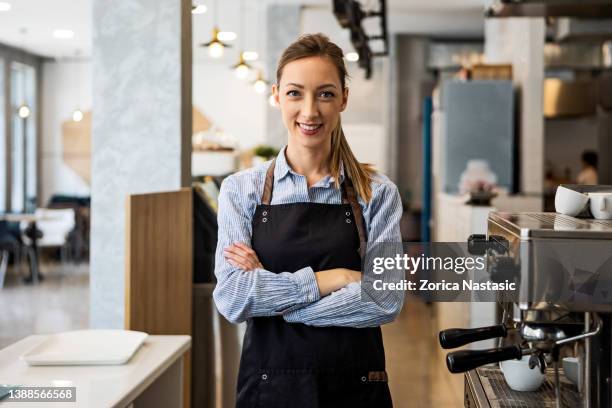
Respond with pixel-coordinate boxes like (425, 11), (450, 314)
(218, 31), (236, 42)
(192, 4), (207, 14)
(53, 29), (74, 39)
(346, 52), (359, 62)
(0, 2), (11, 12)
(242, 51), (258, 61)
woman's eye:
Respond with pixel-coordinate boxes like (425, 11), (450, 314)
(286, 90), (300, 97)
(320, 91), (335, 98)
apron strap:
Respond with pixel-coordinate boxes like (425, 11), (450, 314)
(342, 178), (367, 259)
(260, 157), (367, 258)
(261, 158), (276, 205)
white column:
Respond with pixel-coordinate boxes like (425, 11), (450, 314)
(90, 0), (192, 328)
(485, 18), (545, 196)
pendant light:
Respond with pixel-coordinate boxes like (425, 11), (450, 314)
(17, 28), (30, 119)
(231, 0), (252, 79)
(200, 0), (231, 58)
(253, 70), (268, 94)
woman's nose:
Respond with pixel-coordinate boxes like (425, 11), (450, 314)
(300, 95), (318, 118)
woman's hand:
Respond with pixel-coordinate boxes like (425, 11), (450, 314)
(315, 268), (361, 297)
(224, 242), (263, 271)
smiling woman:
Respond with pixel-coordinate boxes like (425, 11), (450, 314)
(212, 33), (404, 408)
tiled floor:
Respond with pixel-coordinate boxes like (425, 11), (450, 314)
(0, 262), (89, 349)
(0, 265), (464, 407)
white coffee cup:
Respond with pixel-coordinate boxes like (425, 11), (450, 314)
(500, 356), (545, 392)
(562, 357), (580, 386)
(555, 186), (589, 217)
(588, 192), (612, 220)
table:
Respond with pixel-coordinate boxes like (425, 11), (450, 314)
(0, 335), (191, 407)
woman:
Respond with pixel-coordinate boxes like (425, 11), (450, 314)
(213, 33), (404, 408)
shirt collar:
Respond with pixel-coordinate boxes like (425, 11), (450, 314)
(274, 145), (345, 187)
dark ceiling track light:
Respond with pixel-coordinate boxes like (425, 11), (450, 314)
(332, 0), (388, 79)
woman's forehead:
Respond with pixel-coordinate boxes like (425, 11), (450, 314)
(280, 56), (342, 87)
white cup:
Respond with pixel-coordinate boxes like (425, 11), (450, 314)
(500, 356), (545, 392)
(562, 357), (580, 386)
(555, 186), (589, 217)
(588, 192), (612, 220)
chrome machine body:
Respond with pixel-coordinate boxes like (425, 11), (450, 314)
(439, 212), (612, 408)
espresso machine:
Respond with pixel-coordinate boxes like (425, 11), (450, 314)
(439, 212), (612, 408)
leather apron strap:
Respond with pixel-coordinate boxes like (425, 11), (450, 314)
(260, 158), (367, 256)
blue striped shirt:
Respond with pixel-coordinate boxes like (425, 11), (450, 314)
(213, 146), (404, 328)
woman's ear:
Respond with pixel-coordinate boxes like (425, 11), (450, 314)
(271, 84), (280, 108)
(340, 87), (349, 112)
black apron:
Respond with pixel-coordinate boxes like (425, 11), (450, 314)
(235, 159), (392, 408)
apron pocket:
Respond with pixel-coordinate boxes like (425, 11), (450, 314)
(257, 369), (319, 408)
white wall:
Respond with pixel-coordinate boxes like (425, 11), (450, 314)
(192, 63), (266, 148)
(41, 60), (92, 205)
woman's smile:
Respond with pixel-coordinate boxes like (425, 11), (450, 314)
(296, 121), (323, 136)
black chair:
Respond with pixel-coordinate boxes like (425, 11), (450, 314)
(0, 220), (23, 287)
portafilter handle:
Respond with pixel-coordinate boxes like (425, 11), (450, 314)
(446, 345), (523, 373)
(439, 324), (508, 349)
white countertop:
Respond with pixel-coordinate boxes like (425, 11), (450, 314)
(0, 334), (191, 408)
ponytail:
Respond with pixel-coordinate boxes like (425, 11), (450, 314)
(330, 119), (375, 203)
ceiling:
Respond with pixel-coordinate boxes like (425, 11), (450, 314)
(0, 0), (485, 60)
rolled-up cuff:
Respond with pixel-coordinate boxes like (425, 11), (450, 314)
(289, 266), (320, 304)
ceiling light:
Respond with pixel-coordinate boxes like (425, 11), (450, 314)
(0, 2), (11, 12)
(253, 70), (268, 94)
(72, 109), (83, 122)
(346, 52), (359, 62)
(191, 4), (207, 14)
(218, 31), (236, 42)
(232, 52), (252, 79)
(242, 51), (258, 61)
(53, 29), (74, 39)
(18, 104), (31, 119)
(201, 27), (231, 58)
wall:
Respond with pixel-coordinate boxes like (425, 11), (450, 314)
(40, 60), (91, 205)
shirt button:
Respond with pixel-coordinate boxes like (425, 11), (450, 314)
(263, 211), (268, 216)
(262, 374), (268, 380)
(361, 376), (367, 382)
(346, 219), (351, 224)
(262, 218), (267, 223)
(346, 211), (350, 216)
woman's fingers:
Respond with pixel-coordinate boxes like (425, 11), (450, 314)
(224, 244), (261, 271)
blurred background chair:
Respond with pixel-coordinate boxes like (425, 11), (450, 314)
(20, 208), (76, 268)
(0, 220), (23, 288)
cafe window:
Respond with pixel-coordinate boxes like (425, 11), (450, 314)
(9, 61), (37, 213)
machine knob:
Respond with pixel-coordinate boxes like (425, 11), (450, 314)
(467, 234), (488, 255)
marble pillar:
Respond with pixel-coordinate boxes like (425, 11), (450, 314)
(265, 5), (301, 149)
(90, 0), (191, 328)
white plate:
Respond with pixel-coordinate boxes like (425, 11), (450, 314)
(20, 330), (148, 366)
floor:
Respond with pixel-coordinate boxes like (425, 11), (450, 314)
(383, 296), (464, 407)
(0, 264), (464, 407)
(0, 262), (89, 349)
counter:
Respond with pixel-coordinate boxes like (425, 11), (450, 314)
(0, 335), (191, 408)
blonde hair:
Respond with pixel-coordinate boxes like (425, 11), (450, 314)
(276, 33), (376, 202)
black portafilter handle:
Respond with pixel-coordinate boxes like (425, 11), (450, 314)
(467, 234), (488, 255)
(439, 324), (508, 349)
(446, 345), (523, 374)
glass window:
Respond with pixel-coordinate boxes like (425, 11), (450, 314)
(10, 62), (37, 213)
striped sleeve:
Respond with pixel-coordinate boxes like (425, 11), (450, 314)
(282, 180), (405, 328)
(212, 174), (321, 324)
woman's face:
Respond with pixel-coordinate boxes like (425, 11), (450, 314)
(273, 56), (348, 150)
